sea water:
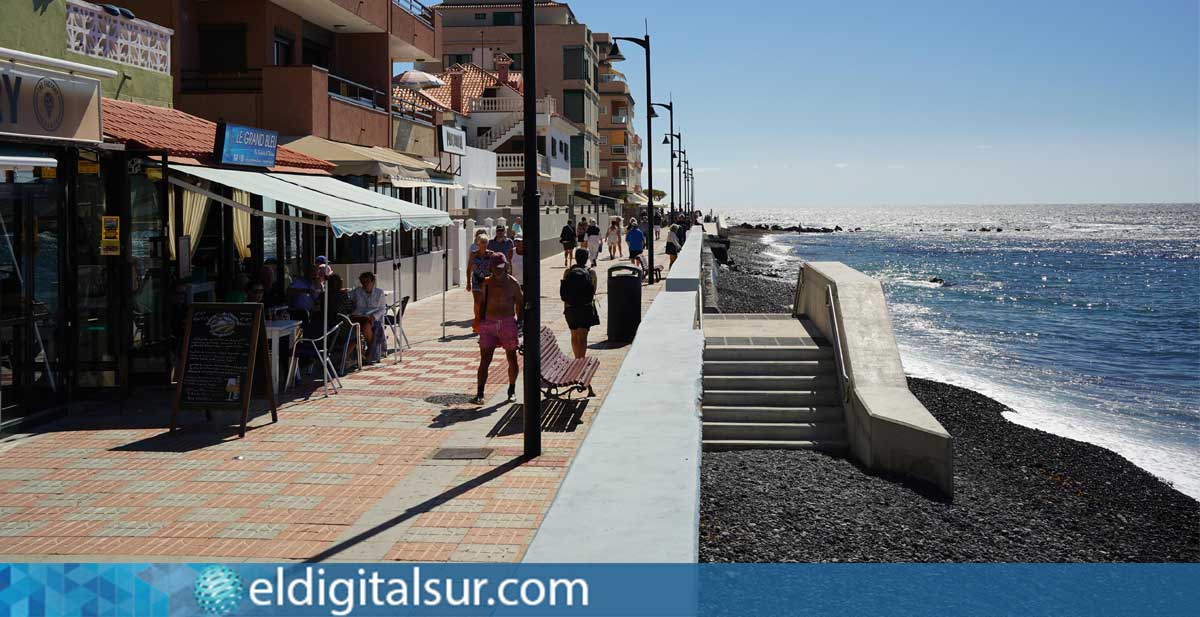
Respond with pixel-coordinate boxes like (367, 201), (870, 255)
(720, 204), (1200, 499)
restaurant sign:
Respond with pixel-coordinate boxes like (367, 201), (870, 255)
(214, 122), (278, 167)
(0, 61), (102, 143)
(439, 125), (467, 156)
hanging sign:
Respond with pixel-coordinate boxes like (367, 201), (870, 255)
(439, 125), (467, 156)
(214, 122), (279, 167)
(100, 215), (120, 256)
(170, 303), (278, 438)
(0, 59), (102, 143)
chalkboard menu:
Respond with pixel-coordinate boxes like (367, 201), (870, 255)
(170, 303), (277, 437)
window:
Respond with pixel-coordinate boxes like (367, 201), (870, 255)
(551, 137), (558, 154)
(508, 52), (523, 71)
(598, 134), (608, 146)
(273, 32), (293, 66)
(198, 26), (246, 72)
(493, 11), (517, 26)
(564, 90), (585, 124)
(302, 39), (330, 68)
(563, 47), (586, 80)
(570, 135), (584, 168)
(612, 145), (627, 154)
(445, 53), (472, 66)
(474, 12), (486, 20)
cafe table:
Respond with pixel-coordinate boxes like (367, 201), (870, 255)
(264, 319), (302, 394)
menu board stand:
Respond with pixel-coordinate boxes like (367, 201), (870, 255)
(170, 303), (278, 437)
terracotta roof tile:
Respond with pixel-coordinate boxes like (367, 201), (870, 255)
(392, 63), (522, 115)
(101, 98), (334, 171)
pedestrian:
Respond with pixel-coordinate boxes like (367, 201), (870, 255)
(586, 218), (602, 267)
(488, 225), (515, 264)
(606, 218), (623, 259)
(560, 221), (577, 267)
(467, 230), (492, 332)
(511, 215), (523, 238)
(653, 210), (662, 240)
(576, 219), (588, 251)
(666, 223), (681, 268)
(561, 248), (599, 359)
(315, 255), (334, 279)
(351, 272), (387, 363)
(473, 253), (522, 405)
(511, 235), (525, 288)
(626, 217), (646, 269)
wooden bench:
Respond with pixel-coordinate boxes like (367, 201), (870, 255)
(538, 326), (599, 399)
(650, 265), (664, 283)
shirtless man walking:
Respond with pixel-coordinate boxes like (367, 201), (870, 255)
(473, 253), (523, 405)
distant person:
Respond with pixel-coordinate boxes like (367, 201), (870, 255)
(653, 210), (662, 240)
(352, 271), (387, 363)
(327, 274), (353, 315)
(560, 222), (577, 267)
(511, 235), (525, 288)
(473, 253), (522, 405)
(561, 248), (599, 359)
(586, 218), (602, 267)
(488, 225), (515, 263)
(315, 255), (334, 279)
(626, 217), (646, 268)
(467, 230), (492, 332)
(666, 224), (681, 268)
(245, 280), (266, 304)
(576, 220), (588, 251)
(511, 215), (523, 238)
(606, 218), (623, 259)
(288, 266), (324, 314)
(227, 273), (251, 302)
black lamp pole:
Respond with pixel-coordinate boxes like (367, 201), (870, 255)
(612, 34), (654, 282)
(652, 100), (676, 219)
(520, 0), (541, 458)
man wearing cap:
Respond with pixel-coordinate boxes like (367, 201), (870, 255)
(473, 252), (523, 405)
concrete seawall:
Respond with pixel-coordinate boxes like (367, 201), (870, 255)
(525, 228), (705, 562)
(793, 261), (954, 496)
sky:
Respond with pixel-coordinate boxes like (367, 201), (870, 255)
(575, 0), (1199, 208)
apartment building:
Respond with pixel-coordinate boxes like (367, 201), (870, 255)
(120, 0), (440, 150)
(431, 0), (603, 204)
(594, 33), (644, 206)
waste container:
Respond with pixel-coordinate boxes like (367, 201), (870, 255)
(607, 265), (643, 342)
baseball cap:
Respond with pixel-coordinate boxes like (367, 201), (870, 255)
(513, 235), (524, 242)
(315, 256), (328, 264)
(489, 253), (508, 269)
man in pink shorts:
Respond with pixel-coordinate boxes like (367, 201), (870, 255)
(473, 253), (523, 404)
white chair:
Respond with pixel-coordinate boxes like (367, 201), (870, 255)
(384, 296), (411, 364)
(286, 319), (346, 396)
(336, 314), (363, 375)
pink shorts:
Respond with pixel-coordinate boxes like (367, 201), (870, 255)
(479, 316), (519, 351)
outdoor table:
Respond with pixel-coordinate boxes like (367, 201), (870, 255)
(265, 319), (302, 394)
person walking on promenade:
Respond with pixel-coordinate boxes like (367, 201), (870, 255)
(586, 218), (602, 267)
(467, 231), (492, 332)
(473, 253), (522, 405)
(351, 272), (387, 363)
(653, 210), (662, 241)
(576, 220), (588, 252)
(561, 248), (599, 359)
(560, 221), (577, 267)
(626, 217), (646, 269)
(606, 218), (623, 259)
(665, 224), (681, 268)
(511, 215), (523, 238)
(489, 225), (515, 264)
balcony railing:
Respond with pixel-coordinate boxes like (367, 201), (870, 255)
(611, 177), (629, 186)
(392, 96), (439, 125)
(497, 153), (549, 174)
(392, 0), (435, 28)
(181, 69), (263, 93)
(469, 96), (555, 114)
(65, 0), (173, 74)
(599, 73), (626, 84)
(611, 114), (629, 124)
(329, 73), (389, 112)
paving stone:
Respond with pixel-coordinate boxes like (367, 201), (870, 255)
(261, 495), (324, 510)
(263, 462), (315, 473)
(0, 469), (51, 481)
(63, 507), (133, 521)
(93, 521), (165, 537)
(150, 494), (210, 507)
(0, 521), (47, 536)
(237, 451), (286, 461)
(216, 523), (287, 540)
(167, 460), (214, 470)
(229, 483), (286, 495)
(196, 471), (253, 482)
(297, 473), (354, 485)
(65, 459), (124, 469)
(121, 481), (183, 493)
(474, 513), (540, 529)
(328, 454), (380, 465)
(48, 449), (94, 458)
(182, 508), (246, 523)
(296, 443), (342, 453)
(36, 495), (100, 508)
(11, 480), (79, 493)
(450, 543), (522, 563)
(397, 527), (469, 544)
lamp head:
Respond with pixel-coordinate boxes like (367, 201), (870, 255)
(607, 41), (626, 62)
(662, 135), (671, 145)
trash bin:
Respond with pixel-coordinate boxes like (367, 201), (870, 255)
(607, 265), (643, 342)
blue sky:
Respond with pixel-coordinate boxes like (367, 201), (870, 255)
(577, 0), (1199, 208)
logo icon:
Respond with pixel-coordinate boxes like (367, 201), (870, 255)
(193, 565), (244, 616)
(32, 78), (64, 132)
(206, 312), (239, 337)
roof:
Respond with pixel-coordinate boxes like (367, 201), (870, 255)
(436, 1), (566, 8)
(393, 62), (522, 115)
(101, 99), (334, 172)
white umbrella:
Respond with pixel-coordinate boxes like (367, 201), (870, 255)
(394, 70), (445, 90)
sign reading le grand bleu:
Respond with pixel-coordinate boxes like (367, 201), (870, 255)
(214, 122), (279, 167)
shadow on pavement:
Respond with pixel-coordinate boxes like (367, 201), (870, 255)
(487, 399), (589, 437)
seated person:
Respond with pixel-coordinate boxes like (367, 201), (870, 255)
(351, 271), (387, 363)
(287, 266), (323, 314)
(327, 274), (353, 315)
(245, 280), (266, 304)
(226, 274), (250, 302)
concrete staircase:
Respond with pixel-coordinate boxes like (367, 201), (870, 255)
(702, 342), (848, 452)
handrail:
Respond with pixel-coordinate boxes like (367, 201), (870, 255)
(392, 0), (435, 28)
(825, 285), (851, 403)
(329, 72), (388, 111)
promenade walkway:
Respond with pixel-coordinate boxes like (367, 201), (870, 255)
(0, 238), (666, 562)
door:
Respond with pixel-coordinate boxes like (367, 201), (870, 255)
(0, 166), (63, 421)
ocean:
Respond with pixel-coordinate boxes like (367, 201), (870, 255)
(718, 203), (1200, 499)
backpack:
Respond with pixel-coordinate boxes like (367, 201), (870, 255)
(560, 266), (594, 306)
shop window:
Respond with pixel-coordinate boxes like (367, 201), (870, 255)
(199, 26), (247, 73)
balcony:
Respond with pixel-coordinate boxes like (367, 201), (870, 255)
(469, 97), (555, 114)
(611, 177), (629, 187)
(65, 0), (173, 74)
(497, 153), (550, 176)
(390, 0), (438, 60)
(611, 114), (629, 125)
(598, 71), (629, 94)
(392, 0), (435, 29)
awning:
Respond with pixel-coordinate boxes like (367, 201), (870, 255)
(173, 165), (404, 237)
(469, 183), (501, 191)
(281, 135), (440, 187)
(626, 192), (649, 205)
(269, 172), (452, 231)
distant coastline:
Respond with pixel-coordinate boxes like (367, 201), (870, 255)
(700, 227), (1199, 562)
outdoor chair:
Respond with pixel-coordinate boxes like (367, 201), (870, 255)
(383, 295), (410, 364)
(286, 318), (346, 396)
(335, 314), (363, 376)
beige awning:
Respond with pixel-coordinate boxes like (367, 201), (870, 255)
(280, 135), (440, 187)
(626, 192), (649, 205)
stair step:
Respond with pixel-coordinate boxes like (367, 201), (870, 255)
(704, 389), (841, 407)
(703, 346), (834, 362)
(703, 374), (838, 391)
(702, 405), (844, 423)
(703, 439), (848, 453)
(703, 421), (847, 441)
(703, 360), (835, 376)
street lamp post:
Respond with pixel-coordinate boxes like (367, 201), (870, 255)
(520, 0), (541, 458)
(652, 100), (677, 219)
(610, 34), (655, 282)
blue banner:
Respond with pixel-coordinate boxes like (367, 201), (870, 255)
(0, 563), (1195, 616)
(214, 122), (278, 167)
